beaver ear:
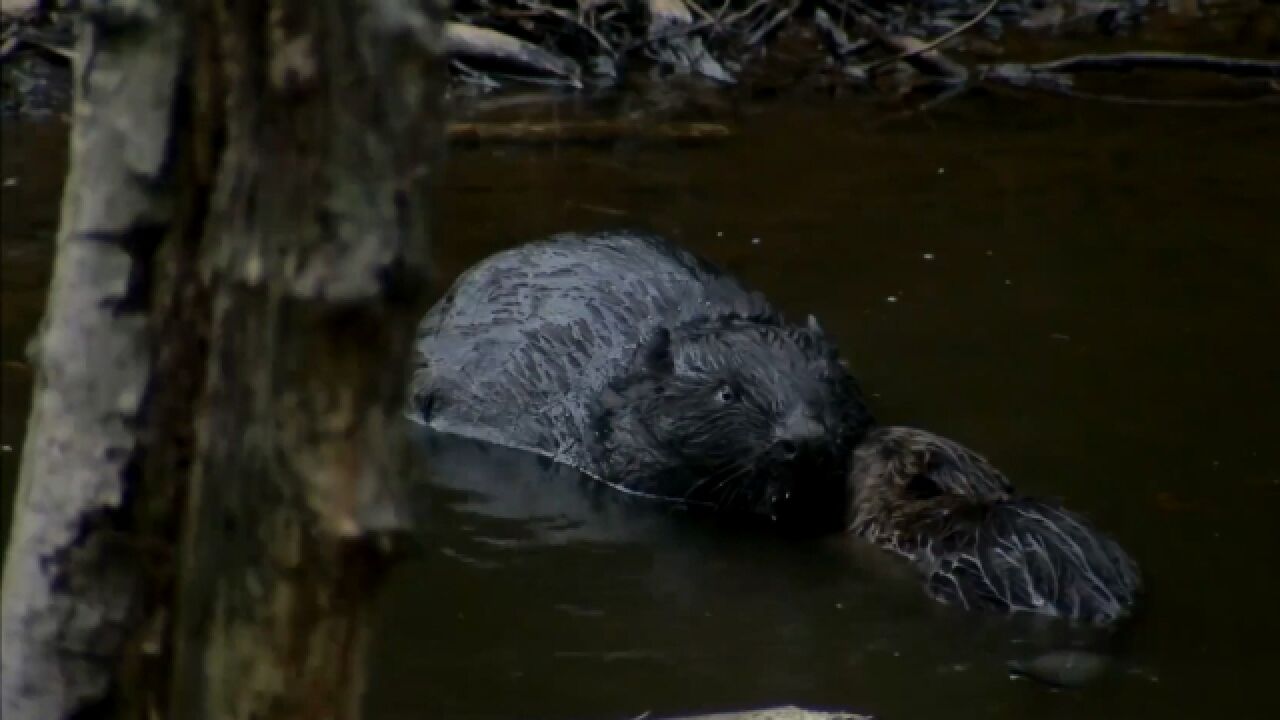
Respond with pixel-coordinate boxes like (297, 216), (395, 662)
(638, 328), (674, 375)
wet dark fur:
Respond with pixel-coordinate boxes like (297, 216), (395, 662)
(413, 231), (873, 529)
(849, 427), (1141, 624)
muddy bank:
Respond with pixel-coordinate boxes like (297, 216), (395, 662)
(5, 0), (1278, 121)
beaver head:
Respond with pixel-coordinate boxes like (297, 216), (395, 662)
(589, 314), (872, 532)
(849, 427), (1141, 624)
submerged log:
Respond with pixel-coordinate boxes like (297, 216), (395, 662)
(664, 706), (874, 720)
(446, 120), (731, 144)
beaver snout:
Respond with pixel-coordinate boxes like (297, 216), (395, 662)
(773, 409), (828, 459)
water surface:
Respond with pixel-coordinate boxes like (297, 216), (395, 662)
(2, 87), (1278, 719)
(374, 92), (1280, 719)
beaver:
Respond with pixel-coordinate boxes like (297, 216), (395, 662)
(412, 231), (873, 530)
(847, 427), (1141, 624)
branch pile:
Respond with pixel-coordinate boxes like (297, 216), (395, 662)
(4, 1), (1279, 116)
(439, 0), (1156, 89)
(445, 0), (798, 88)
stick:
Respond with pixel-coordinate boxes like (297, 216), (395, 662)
(811, 7), (872, 61)
(1006, 52), (1280, 79)
(862, 0), (999, 73)
(745, 0), (800, 48)
(444, 22), (582, 87)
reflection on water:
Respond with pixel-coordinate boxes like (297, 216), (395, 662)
(3, 89), (1280, 718)
(385, 430), (1135, 719)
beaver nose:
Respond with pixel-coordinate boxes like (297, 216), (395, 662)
(778, 409), (825, 443)
(775, 410), (825, 459)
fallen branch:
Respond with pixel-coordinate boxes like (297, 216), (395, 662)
(444, 22), (582, 87)
(982, 51), (1280, 104)
(990, 52), (1280, 80)
(861, 0), (999, 74)
(810, 7), (873, 62)
(842, 7), (969, 81)
(516, 0), (615, 58)
(0, 28), (73, 63)
(638, 0), (736, 83)
(745, 0), (800, 48)
(874, 33), (968, 81)
(13, 21), (591, 88)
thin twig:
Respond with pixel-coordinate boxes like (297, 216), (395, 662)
(622, 17), (717, 52)
(745, 0), (800, 48)
(720, 0), (773, 28)
(862, 0), (999, 72)
(811, 6), (876, 69)
(516, 0), (616, 58)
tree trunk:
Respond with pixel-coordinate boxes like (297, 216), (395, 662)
(1, 2), (194, 717)
(1, 1), (445, 719)
(171, 1), (445, 718)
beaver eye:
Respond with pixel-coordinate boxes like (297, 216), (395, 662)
(716, 383), (740, 404)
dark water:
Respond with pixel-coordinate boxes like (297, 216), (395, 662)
(0, 121), (63, 546)
(3, 90), (1279, 718)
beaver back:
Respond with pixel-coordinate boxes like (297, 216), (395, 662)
(412, 231), (777, 475)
